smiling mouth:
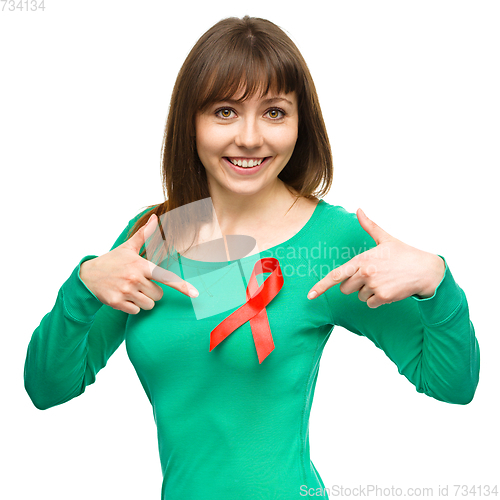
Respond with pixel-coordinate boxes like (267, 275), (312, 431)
(224, 157), (270, 168)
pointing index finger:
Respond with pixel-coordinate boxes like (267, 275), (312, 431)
(146, 261), (199, 298)
(307, 258), (359, 300)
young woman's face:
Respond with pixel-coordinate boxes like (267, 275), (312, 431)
(195, 88), (299, 198)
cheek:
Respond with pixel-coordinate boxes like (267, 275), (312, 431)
(195, 135), (208, 161)
(196, 125), (227, 159)
(273, 126), (298, 152)
(195, 116), (214, 160)
(196, 133), (215, 163)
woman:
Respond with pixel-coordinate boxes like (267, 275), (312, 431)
(24, 15), (480, 499)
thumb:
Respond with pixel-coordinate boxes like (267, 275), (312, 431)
(356, 208), (393, 245)
(127, 213), (158, 253)
(128, 215), (200, 298)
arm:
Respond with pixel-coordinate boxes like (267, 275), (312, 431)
(325, 211), (480, 405)
(24, 212), (147, 410)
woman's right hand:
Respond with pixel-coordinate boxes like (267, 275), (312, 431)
(79, 214), (199, 314)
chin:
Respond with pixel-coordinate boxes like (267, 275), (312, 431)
(225, 184), (266, 196)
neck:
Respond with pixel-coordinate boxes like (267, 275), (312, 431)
(209, 180), (298, 235)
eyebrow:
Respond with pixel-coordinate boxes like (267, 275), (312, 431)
(220, 96), (293, 106)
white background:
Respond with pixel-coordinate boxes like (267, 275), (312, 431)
(2, 1), (498, 498)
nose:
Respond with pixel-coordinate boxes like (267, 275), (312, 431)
(234, 116), (264, 150)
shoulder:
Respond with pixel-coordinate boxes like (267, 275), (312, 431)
(128, 203), (162, 228)
(108, 204), (161, 250)
(313, 199), (357, 232)
(312, 200), (377, 255)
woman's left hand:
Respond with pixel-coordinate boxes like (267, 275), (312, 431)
(307, 209), (446, 308)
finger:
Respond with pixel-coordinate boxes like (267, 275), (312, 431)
(338, 271), (365, 295)
(143, 213), (158, 242)
(120, 301), (141, 315)
(356, 208), (393, 245)
(146, 261), (199, 298)
(127, 213), (159, 254)
(128, 291), (156, 311)
(357, 285), (375, 303)
(137, 277), (164, 303)
(338, 261), (378, 295)
(366, 295), (385, 309)
(307, 259), (359, 300)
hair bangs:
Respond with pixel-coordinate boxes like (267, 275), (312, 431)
(197, 36), (301, 113)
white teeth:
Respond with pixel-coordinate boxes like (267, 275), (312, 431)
(228, 158), (265, 168)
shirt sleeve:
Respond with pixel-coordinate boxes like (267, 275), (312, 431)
(325, 210), (480, 405)
(24, 211), (149, 410)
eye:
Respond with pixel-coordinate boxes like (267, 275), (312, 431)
(213, 106), (287, 120)
(266, 108), (286, 120)
(215, 108), (236, 119)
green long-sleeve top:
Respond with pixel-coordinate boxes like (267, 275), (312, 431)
(24, 199), (480, 499)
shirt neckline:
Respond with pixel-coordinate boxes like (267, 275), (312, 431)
(177, 198), (326, 269)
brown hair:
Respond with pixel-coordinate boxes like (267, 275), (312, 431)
(127, 15), (333, 266)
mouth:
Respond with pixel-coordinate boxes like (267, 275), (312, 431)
(224, 157), (269, 168)
(222, 156), (272, 175)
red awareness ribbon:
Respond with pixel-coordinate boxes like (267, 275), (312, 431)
(209, 257), (284, 364)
